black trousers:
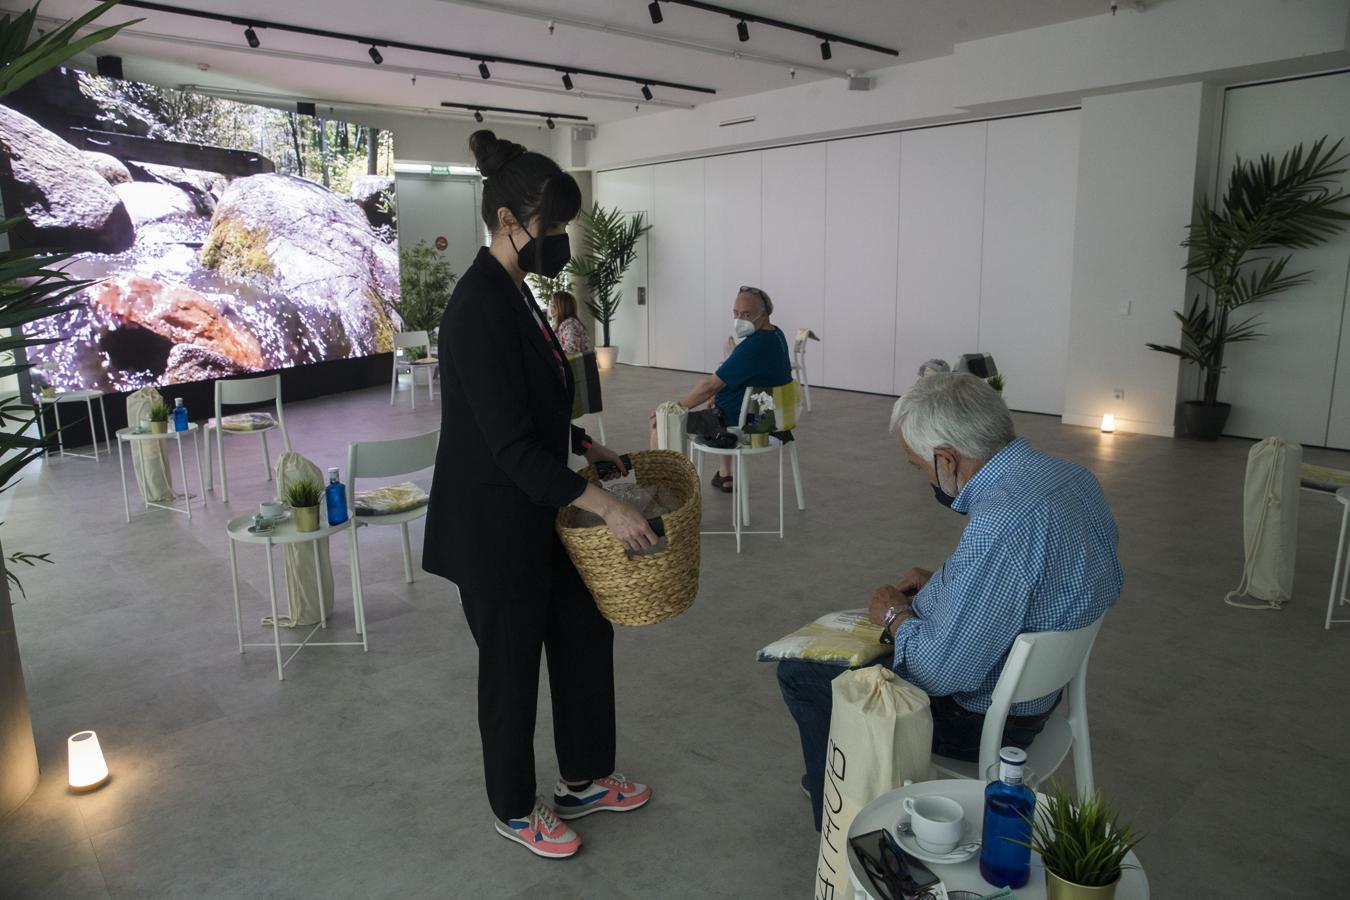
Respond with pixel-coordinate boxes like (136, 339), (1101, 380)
(458, 536), (616, 822)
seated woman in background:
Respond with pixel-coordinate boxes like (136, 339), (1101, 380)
(550, 290), (591, 354)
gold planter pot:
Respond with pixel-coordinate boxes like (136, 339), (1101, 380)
(749, 432), (769, 448)
(1046, 870), (1120, 900)
(149, 421), (167, 434)
(293, 505), (321, 533)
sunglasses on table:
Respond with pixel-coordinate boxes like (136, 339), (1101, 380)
(848, 829), (941, 900)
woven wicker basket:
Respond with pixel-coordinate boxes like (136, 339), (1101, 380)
(557, 449), (702, 626)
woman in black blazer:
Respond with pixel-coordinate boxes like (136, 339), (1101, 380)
(422, 132), (657, 860)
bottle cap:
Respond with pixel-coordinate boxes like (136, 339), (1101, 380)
(174, 397), (183, 405)
(1000, 747), (1027, 766)
(327, 467), (339, 480)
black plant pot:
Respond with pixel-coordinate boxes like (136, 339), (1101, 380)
(1183, 401), (1231, 441)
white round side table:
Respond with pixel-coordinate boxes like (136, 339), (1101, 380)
(37, 389), (112, 461)
(846, 779), (1149, 900)
(225, 513), (367, 681)
(115, 423), (206, 522)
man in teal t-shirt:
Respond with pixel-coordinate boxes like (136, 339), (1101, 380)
(667, 286), (792, 493)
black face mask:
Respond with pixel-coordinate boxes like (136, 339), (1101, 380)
(931, 452), (966, 514)
(510, 225), (571, 278)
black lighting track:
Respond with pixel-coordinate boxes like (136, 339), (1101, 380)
(440, 101), (589, 122)
(116, 0), (717, 95)
(655, 0), (899, 58)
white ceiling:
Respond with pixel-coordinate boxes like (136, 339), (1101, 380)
(18, 0), (1113, 126)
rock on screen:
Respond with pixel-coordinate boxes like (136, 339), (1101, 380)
(0, 68), (402, 393)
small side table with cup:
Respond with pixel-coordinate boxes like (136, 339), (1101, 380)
(115, 422), (206, 522)
(846, 779), (1149, 900)
(225, 504), (367, 681)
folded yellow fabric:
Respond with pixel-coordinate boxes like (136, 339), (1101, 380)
(758, 610), (888, 667)
(220, 412), (275, 431)
(1301, 463), (1350, 493)
(354, 482), (430, 516)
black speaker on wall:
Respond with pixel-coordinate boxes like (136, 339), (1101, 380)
(96, 55), (123, 79)
(296, 101), (316, 117)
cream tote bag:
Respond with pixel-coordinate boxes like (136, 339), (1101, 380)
(815, 666), (932, 899)
(1225, 436), (1302, 610)
(125, 387), (176, 503)
(267, 452), (335, 627)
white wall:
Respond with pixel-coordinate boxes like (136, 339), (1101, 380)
(761, 144), (827, 377)
(1214, 71), (1350, 448)
(703, 153), (762, 371)
(649, 160), (706, 372)
(591, 167), (654, 364)
(1063, 82), (1218, 437)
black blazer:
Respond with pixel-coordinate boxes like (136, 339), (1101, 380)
(421, 247), (589, 597)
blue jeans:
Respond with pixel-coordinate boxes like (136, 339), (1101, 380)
(776, 659), (1053, 831)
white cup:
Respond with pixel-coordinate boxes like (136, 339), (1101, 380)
(902, 794), (965, 854)
(259, 500), (285, 521)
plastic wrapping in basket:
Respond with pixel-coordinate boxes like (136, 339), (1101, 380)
(557, 450), (701, 626)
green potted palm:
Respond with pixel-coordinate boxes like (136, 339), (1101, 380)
(568, 205), (651, 370)
(0, 0), (137, 820)
(1025, 783), (1142, 900)
(397, 240), (456, 357)
(284, 478), (323, 533)
(1147, 137), (1350, 440)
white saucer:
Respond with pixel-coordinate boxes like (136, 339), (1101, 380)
(893, 817), (981, 865)
(261, 510), (292, 524)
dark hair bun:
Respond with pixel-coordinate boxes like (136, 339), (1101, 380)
(469, 130), (526, 177)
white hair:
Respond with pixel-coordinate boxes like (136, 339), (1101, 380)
(889, 372), (1015, 461)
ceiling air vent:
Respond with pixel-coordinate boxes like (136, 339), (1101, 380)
(719, 115), (756, 128)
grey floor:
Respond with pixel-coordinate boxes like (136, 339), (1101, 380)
(3, 364), (1350, 899)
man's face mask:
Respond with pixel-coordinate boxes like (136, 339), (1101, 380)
(510, 223), (570, 278)
(931, 452), (966, 514)
(733, 316), (757, 339)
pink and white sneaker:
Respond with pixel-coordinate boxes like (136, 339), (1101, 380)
(553, 773), (652, 820)
(494, 798), (582, 859)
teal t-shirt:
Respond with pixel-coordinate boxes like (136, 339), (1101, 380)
(714, 327), (792, 424)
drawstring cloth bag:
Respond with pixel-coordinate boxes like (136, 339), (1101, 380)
(654, 401), (687, 454)
(125, 387), (177, 503)
(815, 666), (931, 898)
(1226, 436), (1302, 609)
(266, 451), (335, 627)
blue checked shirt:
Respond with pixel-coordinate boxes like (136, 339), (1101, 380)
(891, 437), (1123, 715)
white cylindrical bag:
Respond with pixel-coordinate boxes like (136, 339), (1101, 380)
(654, 401), (687, 454)
(125, 387), (177, 503)
(1226, 436), (1302, 609)
(815, 666), (932, 899)
(269, 452), (335, 627)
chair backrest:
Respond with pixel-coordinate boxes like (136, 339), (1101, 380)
(393, 330), (431, 352)
(566, 351), (603, 418)
(977, 617), (1103, 781)
(216, 373), (281, 407)
(347, 429), (439, 482)
(736, 381), (801, 431)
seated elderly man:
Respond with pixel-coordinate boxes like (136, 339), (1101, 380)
(778, 373), (1123, 831)
(657, 286), (791, 493)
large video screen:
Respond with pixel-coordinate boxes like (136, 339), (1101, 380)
(0, 68), (402, 393)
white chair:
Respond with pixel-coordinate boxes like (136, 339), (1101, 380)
(930, 618), (1103, 801)
(346, 430), (439, 633)
(792, 330), (819, 412)
(391, 331), (437, 409)
(690, 383), (805, 553)
(1324, 487), (1350, 629)
(205, 374), (290, 504)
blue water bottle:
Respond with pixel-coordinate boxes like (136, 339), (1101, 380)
(325, 466), (349, 526)
(979, 746), (1035, 889)
(172, 397), (188, 432)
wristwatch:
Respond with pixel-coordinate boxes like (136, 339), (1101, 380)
(879, 606), (904, 645)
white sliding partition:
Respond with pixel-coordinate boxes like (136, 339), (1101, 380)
(393, 174), (483, 285)
(823, 133), (902, 394)
(649, 159), (707, 372)
(894, 122), (988, 394)
(594, 166), (656, 366)
(704, 152), (763, 372)
(761, 143), (828, 369)
(1215, 72), (1350, 447)
(978, 111), (1080, 415)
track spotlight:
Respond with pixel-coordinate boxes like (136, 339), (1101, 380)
(648, 2), (663, 24)
(547, 117), (555, 130)
(474, 110), (484, 122)
(820, 40), (831, 60)
(368, 45), (383, 64)
(641, 83), (653, 101)
(561, 72), (573, 90)
(478, 61), (490, 79)
(244, 26), (260, 48)
(737, 20), (749, 42)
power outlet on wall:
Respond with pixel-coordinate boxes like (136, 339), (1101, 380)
(1114, 389), (1125, 400)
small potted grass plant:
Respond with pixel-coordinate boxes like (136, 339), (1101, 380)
(285, 478), (322, 533)
(148, 399), (170, 433)
(1025, 783), (1142, 900)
